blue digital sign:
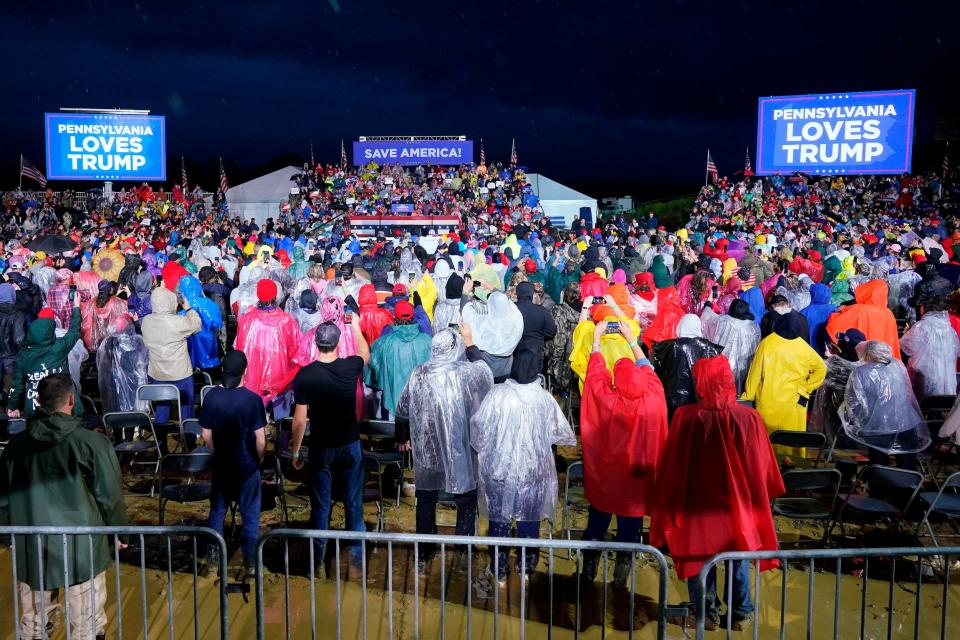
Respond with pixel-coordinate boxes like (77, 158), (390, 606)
(756, 90), (915, 175)
(45, 112), (166, 181)
(353, 140), (473, 166)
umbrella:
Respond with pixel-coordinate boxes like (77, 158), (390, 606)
(28, 235), (75, 255)
(92, 248), (124, 281)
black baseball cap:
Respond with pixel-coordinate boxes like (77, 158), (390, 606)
(222, 350), (248, 389)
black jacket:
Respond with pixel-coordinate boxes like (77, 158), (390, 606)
(760, 309), (809, 340)
(651, 336), (723, 419)
(510, 282), (557, 382)
(0, 302), (27, 359)
(910, 263), (954, 311)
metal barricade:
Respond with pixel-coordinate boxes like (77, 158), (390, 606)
(256, 528), (669, 640)
(0, 525), (229, 640)
(694, 546), (960, 640)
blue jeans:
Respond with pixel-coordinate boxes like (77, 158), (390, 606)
(148, 375), (195, 425)
(487, 520), (540, 577)
(308, 441), (366, 564)
(207, 471), (261, 564)
(582, 506), (644, 545)
(688, 560), (754, 621)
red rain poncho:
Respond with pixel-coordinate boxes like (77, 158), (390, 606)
(233, 306), (302, 403)
(357, 284), (394, 345)
(650, 356), (784, 579)
(580, 352), (668, 517)
(642, 286), (684, 349)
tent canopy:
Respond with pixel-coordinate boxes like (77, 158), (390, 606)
(226, 166), (300, 224)
(526, 173), (598, 228)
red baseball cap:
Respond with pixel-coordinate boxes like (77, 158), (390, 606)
(394, 300), (414, 320)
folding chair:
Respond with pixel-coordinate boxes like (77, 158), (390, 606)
(359, 420), (404, 506)
(773, 468), (842, 544)
(769, 430), (827, 467)
(825, 464), (924, 541)
(561, 460), (590, 557)
(921, 395), (959, 480)
(915, 471), (960, 546)
(80, 394), (99, 416)
(137, 383), (184, 452)
(157, 452), (213, 525)
(199, 385), (217, 406)
(181, 418), (203, 451)
(193, 370), (213, 412)
(362, 453), (385, 532)
(260, 454), (289, 526)
(103, 411), (161, 495)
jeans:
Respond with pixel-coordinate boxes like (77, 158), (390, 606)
(208, 471), (261, 564)
(309, 441), (366, 564)
(581, 506), (644, 571)
(415, 489), (477, 558)
(148, 375), (195, 425)
(0, 355), (15, 397)
(687, 560), (754, 621)
(487, 520), (540, 577)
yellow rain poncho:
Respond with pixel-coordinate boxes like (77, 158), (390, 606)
(570, 316), (642, 391)
(742, 316), (826, 436)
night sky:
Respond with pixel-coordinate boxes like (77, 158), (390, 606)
(2, 1), (959, 200)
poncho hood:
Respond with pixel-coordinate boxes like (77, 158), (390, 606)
(692, 355), (737, 409)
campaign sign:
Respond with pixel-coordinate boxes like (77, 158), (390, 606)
(45, 113), (166, 181)
(391, 203), (415, 213)
(354, 140), (473, 166)
(756, 90), (915, 175)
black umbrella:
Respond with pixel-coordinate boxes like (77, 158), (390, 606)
(28, 235), (75, 255)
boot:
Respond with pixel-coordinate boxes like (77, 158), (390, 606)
(613, 552), (633, 589)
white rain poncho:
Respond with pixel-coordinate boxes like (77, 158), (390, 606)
(232, 267), (285, 316)
(470, 379), (576, 522)
(700, 306), (760, 394)
(461, 292), (522, 357)
(939, 396), (960, 445)
(432, 297), (461, 333)
(395, 330), (494, 494)
(96, 320), (149, 413)
(887, 270), (921, 319)
(430, 260), (453, 304)
(31, 266), (57, 299)
(839, 341), (931, 454)
(809, 355), (858, 444)
(900, 311), (960, 399)
(56, 326), (89, 389)
(900, 310), (960, 399)
(284, 276), (326, 316)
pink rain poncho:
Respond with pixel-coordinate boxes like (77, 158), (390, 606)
(233, 306), (302, 404)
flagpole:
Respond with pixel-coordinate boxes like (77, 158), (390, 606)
(704, 149), (709, 187)
(19, 154), (22, 190)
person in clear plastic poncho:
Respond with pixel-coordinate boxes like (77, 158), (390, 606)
(470, 361), (576, 580)
(96, 316), (149, 414)
(395, 330), (494, 569)
(700, 300), (760, 395)
(840, 340), (930, 470)
(899, 303), (960, 399)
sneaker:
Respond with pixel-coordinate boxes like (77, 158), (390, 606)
(199, 552), (219, 578)
(417, 556), (431, 576)
(667, 609), (718, 631)
(242, 562), (256, 580)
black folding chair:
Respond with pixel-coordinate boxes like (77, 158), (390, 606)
(362, 453), (385, 532)
(769, 430), (827, 467)
(561, 460), (590, 557)
(825, 464), (924, 541)
(774, 468), (842, 544)
(922, 395), (959, 481)
(915, 470), (960, 546)
(157, 452), (213, 525)
(260, 454), (289, 526)
(104, 411), (162, 496)
(359, 419), (404, 506)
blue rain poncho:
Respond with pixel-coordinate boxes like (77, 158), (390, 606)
(178, 275), (223, 369)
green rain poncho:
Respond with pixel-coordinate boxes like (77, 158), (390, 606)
(830, 279), (854, 306)
(649, 255), (673, 288)
(366, 323), (432, 414)
(287, 245), (311, 281)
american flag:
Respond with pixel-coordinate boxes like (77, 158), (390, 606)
(479, 138), (485, 165)
(341, 139), (348, 171)
(219, 158), (229, 195)
(181, 157), (188, 193)
(510, 138), (517, 164)
(744, 147), (752, 175)
(20, 155), (47, 187)
(706, 150), (718, 183)
(943, 142), (950, 178)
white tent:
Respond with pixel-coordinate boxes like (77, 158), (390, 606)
(226, 166), (300, 224)
(526, 173), (597, 228)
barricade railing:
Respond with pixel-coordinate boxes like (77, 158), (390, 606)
(0, 525), (229, 640)
(255, 528), (670, 640)
(694, 546), (960, 640)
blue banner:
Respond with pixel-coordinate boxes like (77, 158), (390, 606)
(391, 203), (415, 213)
(45, 113), (166, 181)
(756, 90), (915, 175)
(353, 140), (473, 166)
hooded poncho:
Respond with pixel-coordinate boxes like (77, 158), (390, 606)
(580, 352), (668, 516)
(899, 310), (960, 399)
(96, 318), (149, 413)
(233, 304), (302, 403)
(650, 356), (784, 579)
(178, 275), (223, 369)
(395, 330), (494, 493)
(470, 379), (576, 522)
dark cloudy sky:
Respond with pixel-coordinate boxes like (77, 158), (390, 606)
(2, 0), (959, 199)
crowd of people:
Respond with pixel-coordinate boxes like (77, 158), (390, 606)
(2, 161), (960, 635)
